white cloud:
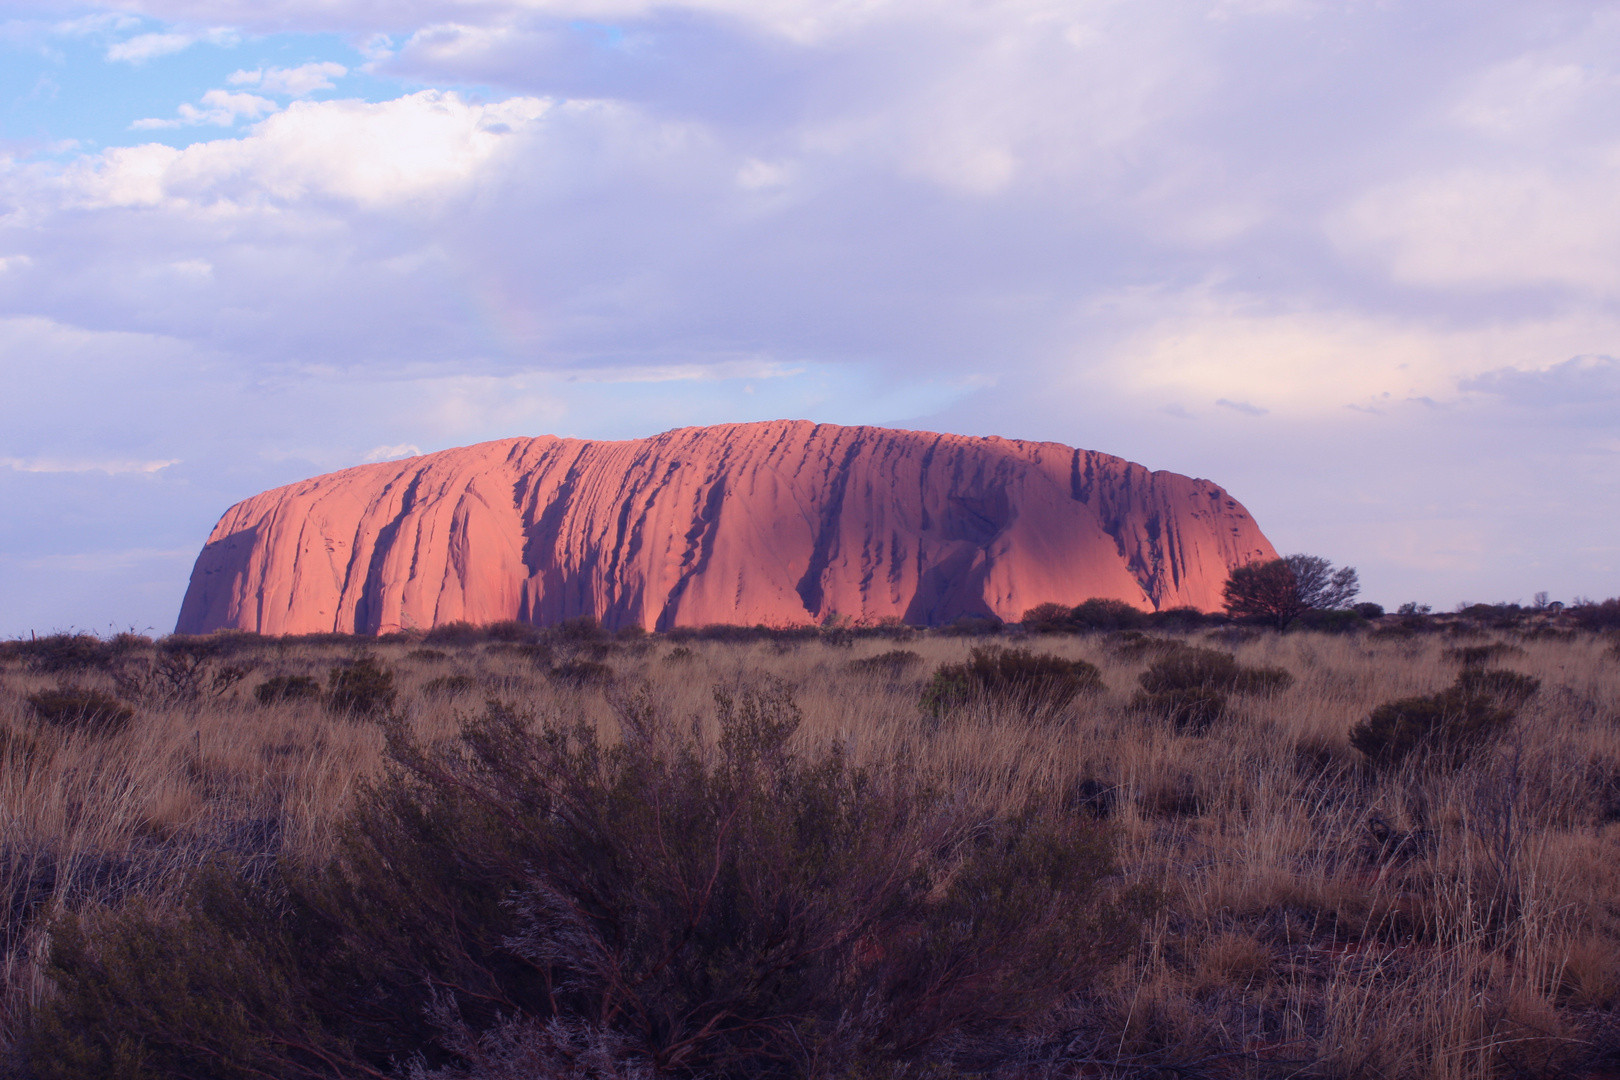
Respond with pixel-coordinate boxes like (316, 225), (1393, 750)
(0, 457), (179, 475)
(132, 88), (279, 129)
(229, 61), (348, 97)
(106, 26), (237, 63)
(1330, 161), (1620, 296)
(61, 91), (559, 209)
(364, 443), (421, 461)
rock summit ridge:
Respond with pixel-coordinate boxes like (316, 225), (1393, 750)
(176, 420), (1276, 634)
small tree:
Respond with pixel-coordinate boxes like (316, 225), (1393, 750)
(1223, 553), (1359, 629)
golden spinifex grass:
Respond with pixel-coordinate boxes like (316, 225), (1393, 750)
(0, 626), (1616, 1077)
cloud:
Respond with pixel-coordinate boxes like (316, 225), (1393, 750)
(68, 91), (557, 208)
(0, 457), (180, 475)
(132, 88), (278, 128)
(1463, 355), (1620, 406)
(229, 61), (348, 97)
(105, 26), (238, 62)
(364, 443), (421, 461)
(1215, 398), (1266, 416)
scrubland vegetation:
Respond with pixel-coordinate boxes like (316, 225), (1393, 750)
(0, 606), (1619, 1078)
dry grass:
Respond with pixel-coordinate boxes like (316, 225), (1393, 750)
(2, 626), (1619, 1076)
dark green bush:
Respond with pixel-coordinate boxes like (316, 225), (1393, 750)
(26, 687), (134, 735)
(1020, 602), (1076, 633)
(921, 646), (1104, 717)
(549, 659), (614, 687)
(1105, 631), (1186, 661)
(424, 621), (487, 645)
(422, 674), (477, 697)
(1070, 598), (1148, 632)
(1445, 643), (1525, 667)
(1296, 609), (1369, 634)
(846, 649), (924, 676)
(1349, 668), (1539, 768)
(1136, 647), (1293, 697)
(484, 620), (541, 643)
(556, 615), (608, 642)
(1132, 647), (1293, 733)
(1144, 606), (1213, 631)
(939, 615), (1004, 636)
(1137, 686), (1229, 733)
(1353, 602), (1386, 619)
(326, 656), (396, 716)
(663, 646), (696, 665)
(8, 634), (113, 674)
(27, 684), (1148, 1080)
(1570, 598), (1620, 631)
(252, 674), (321, 706)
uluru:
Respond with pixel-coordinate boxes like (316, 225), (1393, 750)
(175, 420), (1276, 635)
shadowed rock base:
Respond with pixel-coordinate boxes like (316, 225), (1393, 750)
(176, 420), (1276, 634)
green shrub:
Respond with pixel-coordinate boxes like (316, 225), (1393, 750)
(921, 646), (1104, 717)
(26, 687), (134, 735)
(1353, 602), (1386, 619)
(549, 659), (614, 688)
(484, 620), (541, 643)
(1137, 647), (1293, 696)
(1349, 668), (1539, 768)
(1137, 686), (1229, 733)
(1070, 598), (1148, 631)
(8, 633), (114, 674)
(1445, 643), (1525, 667)
(326, 656), (396, 716)
(27, 685), (1149, 1080)
(253, 674), (321, 706)
(846, 649), (924, 676)
(424, 621), (486, 645)
(1296, 609), (1369, 634)
(1105, 631), (1186, 661)
(1144, 606), (1213, 631)
(663, 646), (696, 665)
(939, 615), (1004, 636)
(1020, 602), (1076, 633)
(556, 615), (608, 642)
(423, 674), (478, 697)
(1571, 598), (1620, 630)
(1132, 647), (1293, 733)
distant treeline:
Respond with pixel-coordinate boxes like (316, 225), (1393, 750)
(7, 596), (1617, 664)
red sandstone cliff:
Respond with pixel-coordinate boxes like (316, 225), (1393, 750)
(175, 421), (1276, 634)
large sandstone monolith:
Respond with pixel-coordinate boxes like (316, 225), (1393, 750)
(176, 420), (1275, 634)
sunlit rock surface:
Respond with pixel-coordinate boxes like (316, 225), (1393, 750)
(176, 420), (1276, 634)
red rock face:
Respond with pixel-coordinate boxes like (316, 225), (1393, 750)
(176, 420), (1276, 634)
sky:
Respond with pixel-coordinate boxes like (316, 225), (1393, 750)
(1, 0), (1618, 636)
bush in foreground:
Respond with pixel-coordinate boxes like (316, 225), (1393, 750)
(326, 656), (396, 716)
(921, 646), (1105, 717)
(253, 674), (322, 706)
(1349, 668), (1540, 769)
(1132, 647), (1293, 732)
(25, 687), (134, 735)
(27, 683), (1148, 1080)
